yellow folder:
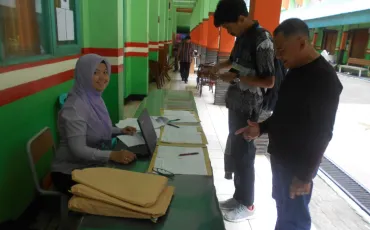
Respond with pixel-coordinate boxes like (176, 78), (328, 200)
(72, 168), (168, 207)
(69, 185), (175, 219)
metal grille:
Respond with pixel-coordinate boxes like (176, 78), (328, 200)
(200, 46), (207, 64)
(320, 157), (370, 215)
(205, 50), (218, 63)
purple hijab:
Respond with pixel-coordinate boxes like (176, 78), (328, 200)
(63, 54), (112, 139)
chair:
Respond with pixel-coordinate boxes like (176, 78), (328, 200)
(27, 127), (69, 230)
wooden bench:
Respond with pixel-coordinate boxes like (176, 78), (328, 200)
(339, 58), (370, 77)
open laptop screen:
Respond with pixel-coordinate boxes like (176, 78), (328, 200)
(137, 109), (157, 156)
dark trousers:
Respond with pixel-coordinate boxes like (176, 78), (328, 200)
(180, 62), (191, 81)
(271, 156), (314, 230)
(174, 56), (179, 71)
(51, 172), (76, 196)
(228, 109), (258, 207)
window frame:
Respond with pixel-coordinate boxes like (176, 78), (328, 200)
(0, 0), (81, 67)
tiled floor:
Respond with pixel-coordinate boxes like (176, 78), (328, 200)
(166, 71), (370, 230)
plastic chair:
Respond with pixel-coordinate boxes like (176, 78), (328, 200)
(27, 127), (69, 230)
(58, 93), (68, 110)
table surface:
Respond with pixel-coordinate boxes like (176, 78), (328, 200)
(78, 90), (225, 230)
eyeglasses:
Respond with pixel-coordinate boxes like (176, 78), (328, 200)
(152, 167), (175, 179)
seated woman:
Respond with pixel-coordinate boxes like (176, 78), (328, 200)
(52, 54), (136, 195)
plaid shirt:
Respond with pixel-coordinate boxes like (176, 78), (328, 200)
(178, 42), (194, 63)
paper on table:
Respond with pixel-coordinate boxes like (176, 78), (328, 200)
(117, 134), (144, 147)
(163, 110), (195, 117)
(117, 130), (161, 147)
(116, 117), (164, 130)
(154, 146), (207, 175)
(164, 115), (199, 123)
(116, 118), (140, 130)
(161, 126), (202, 144)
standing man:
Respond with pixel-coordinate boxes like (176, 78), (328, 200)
(209, 0), (275, 222)
(236, 18), (343, 230)
(172, 40), (179, 72)
(177, 35), (194, 83)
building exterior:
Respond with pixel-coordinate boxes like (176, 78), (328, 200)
(280, 0), (370, 65)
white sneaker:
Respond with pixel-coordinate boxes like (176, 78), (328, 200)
(224, 204), (255, 222)
(219, 198), (239, 211)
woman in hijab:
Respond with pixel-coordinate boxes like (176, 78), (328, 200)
(51, 54), (136, 194)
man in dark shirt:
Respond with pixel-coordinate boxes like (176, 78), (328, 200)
(177, 35), (194, 83)
(207, 0), (275, 222)
(236, 18), (343, 230)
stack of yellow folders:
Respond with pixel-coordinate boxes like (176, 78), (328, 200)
(68, 167), (175, 221)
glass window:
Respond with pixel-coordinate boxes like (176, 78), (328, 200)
(54, 0), (77, 45)
(0, 0), (49, 59)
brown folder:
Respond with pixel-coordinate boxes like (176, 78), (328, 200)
(69, 185), (175, 219)
(72, 168), (168, 207)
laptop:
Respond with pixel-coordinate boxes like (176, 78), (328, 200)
(124, 109), (157, 158)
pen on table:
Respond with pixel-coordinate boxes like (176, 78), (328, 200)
(168, 119), (180, 122)
(179, 152), (199, 157)
(167, 123), (180, 128)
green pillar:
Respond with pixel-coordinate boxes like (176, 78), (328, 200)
(82, 0), (124, 122)
(149, 0), (160, 61)
(124, 0), (149, 98)
(159, 0), (166, 49)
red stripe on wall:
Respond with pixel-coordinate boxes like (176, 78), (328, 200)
(124, 42), (148, 48)
(149, 41), (159, 45)
(82, 48), (124, 56)
(0, 70), (74, 107)
(125, 52), (149, 57)
(111, 64), (124, 73)
(0, 55), (79, 74)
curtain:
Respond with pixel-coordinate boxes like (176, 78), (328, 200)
(2, 0), (40, 58)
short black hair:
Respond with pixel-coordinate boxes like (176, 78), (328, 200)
(214, 0), (249, 27)
(273, 18), (310, 38)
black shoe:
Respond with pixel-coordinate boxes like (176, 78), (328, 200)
(225, 172), (233, 180)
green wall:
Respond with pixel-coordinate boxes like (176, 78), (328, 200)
(149, 0), (160, 61)
(177, 13), (191, 29)
(0, 80), (72, 222)
(124, 0), (149, 98)
(0, 0), (125, 222)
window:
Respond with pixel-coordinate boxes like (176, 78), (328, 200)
(0, 0), (80, 66)
(0, 0), (49, 59)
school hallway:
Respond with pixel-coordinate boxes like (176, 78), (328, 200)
(166, 70), (370, 230)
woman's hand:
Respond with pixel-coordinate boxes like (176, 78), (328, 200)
(110, 150), (136, 164)
(121, 126), (137, 135)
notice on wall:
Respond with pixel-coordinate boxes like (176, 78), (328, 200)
(56, 7), (75, 41)
(56, 8), (67, 41)
(66, 10), (75, 40)
(60, 0), (69, 10)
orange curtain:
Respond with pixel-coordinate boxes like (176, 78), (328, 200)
(16, 0), (39, 55)
(2, 0), (39, 57)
